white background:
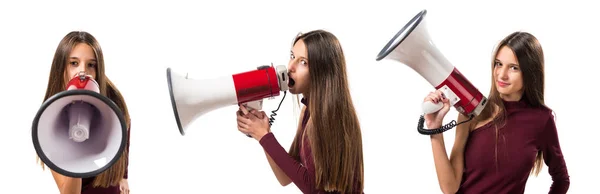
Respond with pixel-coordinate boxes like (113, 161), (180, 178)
(1, 0), (598, 193)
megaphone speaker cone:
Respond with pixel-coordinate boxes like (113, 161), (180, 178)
(166, 67), (186, 136)
(376, 9), (427, 61)
(32, 89), (128, 178)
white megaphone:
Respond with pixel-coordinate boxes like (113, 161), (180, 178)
(32, 72), (128, 178)
(166, 64), (290, 136)
(376, 9), (488, 134)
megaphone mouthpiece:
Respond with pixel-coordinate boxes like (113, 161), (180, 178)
(66, 72), (100, 93)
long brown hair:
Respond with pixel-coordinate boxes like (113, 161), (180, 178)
(474, 31), (546, 176)
(37, 31), (131, 187)
(287, 30), (364, 193)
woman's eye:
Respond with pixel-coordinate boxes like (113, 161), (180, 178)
(70, 61), (78, 66)
(87, 63), (96, 68)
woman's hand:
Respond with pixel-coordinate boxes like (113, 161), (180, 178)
(423, 90), (451, 129)
(237, 105), (271, 141)
(119, 179), (129, 194)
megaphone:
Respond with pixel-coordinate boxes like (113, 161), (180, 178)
(376, 9), (488, 135)
(32, 72), (128, 178)
(166, 64), (290, 136)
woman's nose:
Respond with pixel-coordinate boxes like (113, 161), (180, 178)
(75, 66), (87, 73)
(497, 68), (508, 79)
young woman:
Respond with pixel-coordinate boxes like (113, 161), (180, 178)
(422, 31), (570, 194)
(236, 30), (365, 193)
(37, 31), (131, 194)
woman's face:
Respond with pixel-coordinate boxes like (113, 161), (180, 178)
(494, 46), (524, 101)
(64, 43), (97, 83)
(287, 39), (310, 95)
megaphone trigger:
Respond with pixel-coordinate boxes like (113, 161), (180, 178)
(243, 100), (264, 111)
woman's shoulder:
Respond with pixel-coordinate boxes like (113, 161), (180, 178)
(526, 104), (555, 126)
(535, 104), (554, 117)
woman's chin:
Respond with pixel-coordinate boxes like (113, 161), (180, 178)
(496, 88), (510, 95)
(290, 90), (302, 95)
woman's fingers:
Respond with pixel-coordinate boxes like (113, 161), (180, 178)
(261, 112), (269, 120)
(237, 114), (251, 124)
(424, 90), (449, 104)
(424, 96), (431, 103)
(425, 94), (439, 103)
(239, 105), (249, 115)
(238, 123), (250, 133)
(249, 111), (264, 120)
(238, 121), (250, 129)
(424, 92), (435, 102)
(435, 90), (447, 100)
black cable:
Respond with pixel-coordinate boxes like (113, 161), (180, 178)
(268, 91), (287, 126)
(417, 114), (474, 135)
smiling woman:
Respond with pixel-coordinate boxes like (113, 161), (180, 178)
(419, 31), (570, 194)
(493, 46), (525, 101)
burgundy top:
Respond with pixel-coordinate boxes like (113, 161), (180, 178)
(259, 98), (363, 194)
(457, 98), (570, 194)
(80, 126), (130, 194)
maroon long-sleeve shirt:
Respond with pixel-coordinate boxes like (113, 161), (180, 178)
(259, 98), (363, 194)
(457, 98), (570, 194)
(80, 125), (130, 194)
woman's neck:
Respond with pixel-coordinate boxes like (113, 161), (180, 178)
(499, 92), (523, 102)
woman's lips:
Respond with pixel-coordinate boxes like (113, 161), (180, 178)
(497, 81), (509, 87)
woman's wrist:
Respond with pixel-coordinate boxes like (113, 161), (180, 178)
(430, 133), (444, 141)
(257, 131), (272, 142)
(426, 121), (442, 130)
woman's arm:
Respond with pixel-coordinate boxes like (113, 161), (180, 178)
(542, 113), (570, 193)
(264, 150), (292, 186)
(429, 113), (471, 194)
(260, 133), (315, 194)
(262, 106), (307, 186)
(50, 170), (81, 194)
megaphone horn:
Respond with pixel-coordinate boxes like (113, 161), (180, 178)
(166, 64), (289, 136)
(376, 9), (488, 135)
(32, 72), (128, 178)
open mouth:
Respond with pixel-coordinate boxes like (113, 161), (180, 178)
(288, 77), (295, 87)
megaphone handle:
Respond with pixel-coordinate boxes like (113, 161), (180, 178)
(422, 101), (444, 115)
(416, 114), (474, 135)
